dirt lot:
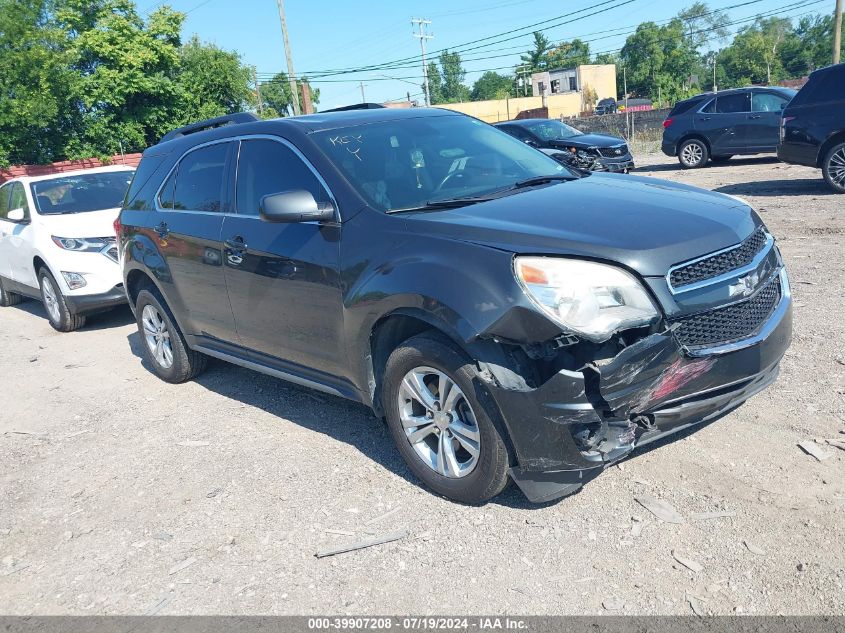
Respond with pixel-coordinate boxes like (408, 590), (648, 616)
(1, 154), (843, 616)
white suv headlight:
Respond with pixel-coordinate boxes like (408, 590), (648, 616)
(514, 257), (660, 343)
(52, 236), (108, 252)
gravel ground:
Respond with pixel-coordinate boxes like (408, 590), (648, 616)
(1, 153), (843, 616)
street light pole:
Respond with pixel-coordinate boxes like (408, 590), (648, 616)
(275, 0), (301, 116)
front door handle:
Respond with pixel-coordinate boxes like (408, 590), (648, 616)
(225, 236), (247, 251)
(156, 221), (169, 239)
(749, 114), (763, 119)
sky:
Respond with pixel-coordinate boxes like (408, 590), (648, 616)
(138, 0), (833, 109)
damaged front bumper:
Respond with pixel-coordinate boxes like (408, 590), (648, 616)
(486, 278), (793, 504)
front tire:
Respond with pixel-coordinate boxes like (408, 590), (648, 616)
(39, 268), (86, 332)
(822, 142), (845, 194)
(135, 287), (207, 383)
(382, 333), (510, 504)
(0, 277), (23, 307)
(678, 138), (709, 169)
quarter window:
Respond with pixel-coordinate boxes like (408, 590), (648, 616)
(166, 142), (230, 212)
(235, 139), (330, 216)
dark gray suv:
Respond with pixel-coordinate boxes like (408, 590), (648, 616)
(662, 86), (797, 168)
(118, 108), (792, 504)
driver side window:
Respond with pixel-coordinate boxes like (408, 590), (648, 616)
(8, 182), (31, 221)
(0, 183), (10, 220)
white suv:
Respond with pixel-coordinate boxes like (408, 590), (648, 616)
(0, 166), (134, 331)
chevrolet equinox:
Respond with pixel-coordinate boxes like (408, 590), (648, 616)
(117, 109), (792, 504)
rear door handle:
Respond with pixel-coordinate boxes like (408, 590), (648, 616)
(749, 115), (762, 119)
(698, 116), (712, 121)
(156, 221), (169, 238)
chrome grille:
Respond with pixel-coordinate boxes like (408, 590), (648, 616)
(670, 227), (768, 289)
(598, 144), (628, 158)
(672, 274), (782, 348)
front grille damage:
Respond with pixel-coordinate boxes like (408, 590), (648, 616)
(672, 274), (781, 348)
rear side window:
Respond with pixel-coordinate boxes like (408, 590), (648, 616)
(790, 68), (845, 106)
(235, 139), (330, 216)
(165, 143), (230, 212)
(712, 93), (750, 114)
(752, 92), (789, 112)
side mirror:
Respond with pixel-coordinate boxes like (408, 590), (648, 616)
(7, 208), (26, 222)
(259, 190), (335, 223)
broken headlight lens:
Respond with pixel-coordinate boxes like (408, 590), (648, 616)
(514, 257), (660, 343)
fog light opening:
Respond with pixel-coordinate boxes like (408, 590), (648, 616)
(61, 272), (87, 290)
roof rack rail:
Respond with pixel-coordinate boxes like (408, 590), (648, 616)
(322, 103), (386, 113)
(160, 112), (260, 143)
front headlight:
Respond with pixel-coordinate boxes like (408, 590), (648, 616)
(514, 257), (660, 343)
(52, 236), (108, 252)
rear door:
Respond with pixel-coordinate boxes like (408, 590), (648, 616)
(156, 141), (239, 343)
(695, 92), (750, 154)
(746, 90), (790, 150)
(222, 137), (345, 377)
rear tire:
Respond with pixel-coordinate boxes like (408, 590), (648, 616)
(382, 333), (510, 504)
(134, 287), (207, 383)
(0, 278), (23, 307)
(38, 268), (86, 332)
(678, 138), (709, 169)
(821, 142), (845, 194)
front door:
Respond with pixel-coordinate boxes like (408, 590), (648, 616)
(746, 91), (790, 150)
(155, 141), (238, 344)
(0, 182), (36, 288)
(222, 137), (345, 377)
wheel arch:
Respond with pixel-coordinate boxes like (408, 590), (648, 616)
(817, 130), (845, 167)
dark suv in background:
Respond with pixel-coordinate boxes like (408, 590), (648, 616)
(118, 108), (791, 505)
(778, 63), (845, 193)
(663, 86), (797, 168)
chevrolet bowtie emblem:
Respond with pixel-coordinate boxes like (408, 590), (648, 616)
(728, 272), (759, 298)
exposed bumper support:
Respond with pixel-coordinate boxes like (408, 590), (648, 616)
(487, 291), (793, 504)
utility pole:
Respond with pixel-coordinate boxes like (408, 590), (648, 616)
(412, 18), (433, 106)
(254, 68), (263, 116)
(835, 0), (843, 64)
(275, 0), (301, 116)
(359, 81), (366, 103)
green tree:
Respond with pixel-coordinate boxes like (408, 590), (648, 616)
(470, 71), (512, 100)
(55, 0), (185, 158)
(620, 19), (699, 102)
(427, 51), (469, 104)
(677, 2), (730, 49)
(176, 36), (255, 123)
(0, 0), (74, 166)
(545, 38), (590, 70)
(719, 17), (793, 86)
(520, 31), (551, 72)
(259, 71), (319, 117)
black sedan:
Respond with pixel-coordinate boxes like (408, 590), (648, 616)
(495, 118), (634, 173)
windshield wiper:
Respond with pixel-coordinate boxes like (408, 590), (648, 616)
(388, 195), (496, 213)
(511, 174), (577, 189)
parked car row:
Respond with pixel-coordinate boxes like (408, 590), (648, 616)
(1, 106), (793, 506)
(661, 62), (845, 193)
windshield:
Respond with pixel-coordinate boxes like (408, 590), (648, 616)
(312, 115), (570, 212)
(30, 171), (134, 215)
(520, 119), (583, 141)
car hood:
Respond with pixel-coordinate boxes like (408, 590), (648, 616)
(36, 208), (120, 238)
(549, 133), (626, 149)
(403, 173), (758, 277)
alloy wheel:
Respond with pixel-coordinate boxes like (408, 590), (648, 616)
(681, 143), (703, 166)
(828, 147), (845, 187)
(41, 277), (61, 323)
(141, 304), (174, 369)
(397, 366), (481, 478)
